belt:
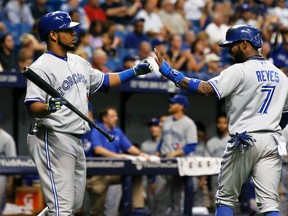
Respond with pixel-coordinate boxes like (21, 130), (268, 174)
(70, 133), (83, 139)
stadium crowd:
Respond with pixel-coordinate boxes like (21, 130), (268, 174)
(0, 0), (287, 78)
(0, 0), (288, 215)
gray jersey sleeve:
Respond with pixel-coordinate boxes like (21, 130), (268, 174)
(24, 68), (51, 104)
(0, 129), (16, 157)
(86, 61), (104, 94)
(208, 65), (243, 99)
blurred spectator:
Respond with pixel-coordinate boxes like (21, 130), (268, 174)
(124, 18), (150, 49)
(17, 48), (33, 72)
(135, 0), (165, 38)
(183, 0), (206, 32)
(30, 0), (49, 21)
(0, 114), (17, 214)
(76, 31), (93, 61)
(182, 30), (196, 50)
(84, 0), (107, 23)
(0, 22), (7, 33)
(193, 121), (209, 157)
(174, 0), (187, 20)
(89, 20), (104, 49)
(61, 0), (90, 30)
(205, 9), (229, 46)
(166, 34), (194, 72)
(101, 20), (121, 57)
(206, 113), (229, 204)
(74, 48), (89, 61)
(270, 0), (288, 27)
(83, 106), (151, 216)
(0, 33), (16, 72)
(141, 117), (162, 155)
(141, 117), (162, 211)
(192, 121), (211, 211)
(204, 52), (222, 79)
(4, 0), (34, 26)
(68, 10), (86, 35)
(260, 41), (273, 63)
(92, 48), (111, 72)
(116, 54), (138, 71)
(158, 0), (188, 36)
(271, 36), (288, 75)
(235, 4), (258, 27)
(19, 33), (46, 60)
(101, 0), (141, 27)
(154, 94), (198, 216)
(190, 37), (208, 74)
(206, 114), (229, 154)
(137, 41), (161, 78)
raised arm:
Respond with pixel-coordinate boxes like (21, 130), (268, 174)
(154, 48), (215, 96)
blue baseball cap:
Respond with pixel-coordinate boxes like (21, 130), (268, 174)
(152, 38), (166, 47)
(168, 94), (189, 108)
(123, 54), (138, 62)
(147, 118), (160, 127)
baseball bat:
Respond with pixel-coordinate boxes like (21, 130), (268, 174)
(22, 68), (115, 142)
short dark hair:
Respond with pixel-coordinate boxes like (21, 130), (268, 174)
(98, 106), (117, 122)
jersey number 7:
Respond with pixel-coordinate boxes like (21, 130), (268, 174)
(258, 85), (275, 114)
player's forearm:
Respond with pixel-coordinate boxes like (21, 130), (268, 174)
(94, 146), (122, 158)
(127, 145), (141, 155)
(28, 102), (51, 118)
(179, 77), (215, 96)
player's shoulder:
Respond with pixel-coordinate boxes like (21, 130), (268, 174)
(183, 115), (197, 126)
(67, 53), (87, 62)
(0, 128), (15, 143)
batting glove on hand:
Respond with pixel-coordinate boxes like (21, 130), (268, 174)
(133, 59), (153, 76)
(46, 97), (66, 113)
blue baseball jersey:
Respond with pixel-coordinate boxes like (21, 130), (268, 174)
(82, 122), (132, 156)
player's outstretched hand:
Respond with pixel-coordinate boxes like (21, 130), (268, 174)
(133, 59), (153, 76)
(46, 97), (66, 113)
(154, 48), (163, 68)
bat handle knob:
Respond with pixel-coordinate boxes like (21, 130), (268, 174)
(108, 135), (115, 142)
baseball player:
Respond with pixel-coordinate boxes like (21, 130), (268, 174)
(154, 94), (198, 215)
(0, 116), (16, 214)
(24, 11), (152, 216)
(154, 25), (288, 216)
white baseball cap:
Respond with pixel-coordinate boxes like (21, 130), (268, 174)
(205, 53), (221, 63)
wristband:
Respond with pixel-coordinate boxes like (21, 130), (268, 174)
(159, 61), (185, 85)
(159, 60), (172, 76)
(118, 68), (137, 83)
(188, 78), (201, 92)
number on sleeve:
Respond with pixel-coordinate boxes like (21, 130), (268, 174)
(258, 86), (275, 114)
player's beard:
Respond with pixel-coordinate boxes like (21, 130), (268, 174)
(58, 39), (75, 52)
(231, 47), (246, 63)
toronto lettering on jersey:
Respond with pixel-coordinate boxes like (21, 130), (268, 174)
(57, 73), (88, 95)
(256, 70), (279, 82)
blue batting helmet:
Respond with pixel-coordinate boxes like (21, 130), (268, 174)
(38, 11), (80, 41)
(219, 25), (262, 48)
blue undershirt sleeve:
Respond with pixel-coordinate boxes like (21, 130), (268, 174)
(182, 143), (197, 154)
(98, 74), (110, 92)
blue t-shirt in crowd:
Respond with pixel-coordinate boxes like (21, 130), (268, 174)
(271, 45), (288, 70)
(82, 122), (132, 157)
(124, 32), (150, 49)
